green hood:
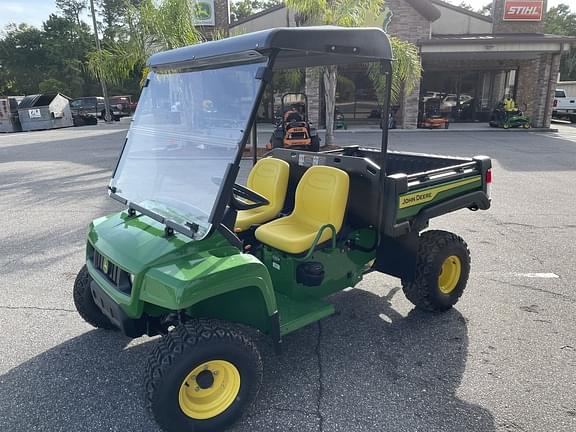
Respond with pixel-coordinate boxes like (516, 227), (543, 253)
(88, 211), (234, 274)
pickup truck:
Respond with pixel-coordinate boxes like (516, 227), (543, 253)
(553, 89), (576, 122)
(70, 97), (121, 125)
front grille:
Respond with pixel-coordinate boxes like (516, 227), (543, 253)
(93, 249), (132, 295)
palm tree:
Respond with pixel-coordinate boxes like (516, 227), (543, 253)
(285, 0), (422, 140)
(368, 36), (422, 107)
(86, 0), (202, 87)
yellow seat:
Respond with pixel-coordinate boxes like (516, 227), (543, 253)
(235, 158), (290, 232)
(255, 165), (349, 254)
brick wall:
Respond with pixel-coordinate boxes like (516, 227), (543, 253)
(517, 52), (561, 127)
(214, 0), (229, 34)
(387, 0), (430, 128)
(492, 0), (547, 34)
(387, 0), (430, 43)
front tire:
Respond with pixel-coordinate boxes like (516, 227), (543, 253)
(146, 319), (262, 432)
(73, 265), (116, 329)
(401, 230), (470, 312)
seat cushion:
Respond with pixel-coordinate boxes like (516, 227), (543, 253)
(235, 207), (271, 232)
(255, 216), (330, 255)
(235, 158), (290, 232)
(255, 166), (349, 254)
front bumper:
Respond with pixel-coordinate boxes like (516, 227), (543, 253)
(90, 281), (146, 338)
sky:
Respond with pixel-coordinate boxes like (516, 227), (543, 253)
(0, 0), (571, 31)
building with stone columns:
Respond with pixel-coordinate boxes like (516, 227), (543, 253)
(229, 0), (576, 128)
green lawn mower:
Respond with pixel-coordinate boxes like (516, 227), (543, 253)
(74, 27), (492, 432)
(489, 102), (531, 129)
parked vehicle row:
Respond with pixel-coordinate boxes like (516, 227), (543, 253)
(0, 93), (136, 132)
(70, 95), (137, 125)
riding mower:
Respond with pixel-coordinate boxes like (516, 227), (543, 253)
(489, 101), (531, 129)
(419, 98), (449, 129)
(74, 27), (492, 432)
(268, 92), (320, 151)
(335, 107), (348, 129)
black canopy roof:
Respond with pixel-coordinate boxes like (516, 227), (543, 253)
(148, 26), (393, 70)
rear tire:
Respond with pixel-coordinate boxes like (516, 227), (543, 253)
(73, 265), (116, 329)
(310, 135), (320, 152)
(401, 230), (470, 312)
(146, 319), (262, 432)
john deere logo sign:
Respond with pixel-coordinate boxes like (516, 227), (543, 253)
(192, 0), (215, 26)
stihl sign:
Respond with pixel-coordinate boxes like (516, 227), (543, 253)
(503, 0), (543, 21)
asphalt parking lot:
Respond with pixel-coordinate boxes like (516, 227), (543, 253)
(1, 121), (575, 432)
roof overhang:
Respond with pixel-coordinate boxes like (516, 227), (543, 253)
(420, 33), (576, 59)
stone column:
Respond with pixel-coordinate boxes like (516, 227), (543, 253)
(305, 67), (322, 127)
(516, 53), (561, 127)
(214, 0), (229, 35)
(542, 53), (561, 127)
(403, 82), (421, 129)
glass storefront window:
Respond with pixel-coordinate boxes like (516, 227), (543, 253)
(420, 69), (518, 123)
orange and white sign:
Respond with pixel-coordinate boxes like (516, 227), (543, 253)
(503, 0), (543, 21)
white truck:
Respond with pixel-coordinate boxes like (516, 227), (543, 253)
(553, 89), (576, 123)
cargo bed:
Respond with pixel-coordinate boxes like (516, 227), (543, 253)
(270, 145), (491, 238)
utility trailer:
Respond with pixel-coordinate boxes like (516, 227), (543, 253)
(72, 27), (492, 432)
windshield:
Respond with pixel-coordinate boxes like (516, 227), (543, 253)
(110, 61), (265, 238)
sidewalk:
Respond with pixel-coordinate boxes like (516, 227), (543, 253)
(255, 122), (558, 133)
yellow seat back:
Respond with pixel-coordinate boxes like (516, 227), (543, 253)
(293, 165), (349, 232)
(235, 158), (290, 232)
(246, 158), (290, 214)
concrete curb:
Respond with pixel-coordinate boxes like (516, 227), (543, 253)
(387, 127), (559, 133)
(257, 126), (558, 133)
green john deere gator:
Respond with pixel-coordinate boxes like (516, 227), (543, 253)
(73, 27), (492, 432)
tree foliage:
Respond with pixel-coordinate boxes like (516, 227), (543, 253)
(230, 0), (282, 22)
(0, 0), (151, 97)
(545, 4), (576, 80)
(55, 0), (88, 27)
(39, 78), (70, 94)
(368, 36), (422, 106)
(449, 1), (491, 16)
(86, 0), (202, 87)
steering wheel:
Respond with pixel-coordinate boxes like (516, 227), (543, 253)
(231, 183), (269, 211)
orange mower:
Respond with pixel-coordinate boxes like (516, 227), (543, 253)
(419, 98), (449, 129)
(268, 93), (320, 151)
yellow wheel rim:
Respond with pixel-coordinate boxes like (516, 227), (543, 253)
(178, 360), (240, 420)
(438, 255), (461, 294)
